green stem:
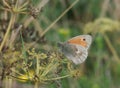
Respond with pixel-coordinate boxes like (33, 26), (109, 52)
(34, 57), (40, 88)
(36, 57), (39, 76)
(34, 82), (39, 88)
(40, 0), (79, 37)
(0, 13), (16, 52)
(44, 75), (70, 81)
(103, 34), (120, 62)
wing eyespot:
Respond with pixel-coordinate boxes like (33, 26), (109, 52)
(83, 38), (86, 41)
(80, 38), (86, 41)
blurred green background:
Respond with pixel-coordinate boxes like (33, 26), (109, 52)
(0, 0), (120, 88)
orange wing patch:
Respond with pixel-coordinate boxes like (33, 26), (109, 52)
(68, 37), (87, 47)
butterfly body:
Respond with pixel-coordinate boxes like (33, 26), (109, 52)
(58, 35), (92, 64)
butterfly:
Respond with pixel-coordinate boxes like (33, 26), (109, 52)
(58, 35), (92, 64)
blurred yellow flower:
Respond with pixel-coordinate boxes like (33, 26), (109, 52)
(58, 28), (70, 36)
(17, 70), (35, 82)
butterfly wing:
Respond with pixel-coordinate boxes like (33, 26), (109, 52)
(58, 35), (92, 64)
(58, 42), (88, 64)
(58, 42), (76, 56)
(73, 45), (88, 64)
(67, 35), (92, 50)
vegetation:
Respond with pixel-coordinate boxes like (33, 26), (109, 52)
(0, 0), (120, 88)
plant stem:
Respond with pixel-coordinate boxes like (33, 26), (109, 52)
(44, 75), (70, 81)
(36, 57), (39, 76)
(0, 13), (16, 52)
(34, 82), (39, 88)
(40, 0), (79, 37)
(34, 56), (40, 88)
(103, 34), (120, 62)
